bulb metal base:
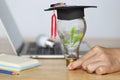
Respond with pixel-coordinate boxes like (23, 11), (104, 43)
(66, 58), (77, 66)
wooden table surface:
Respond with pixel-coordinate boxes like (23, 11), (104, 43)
(0, 38), (120, 80)
(0, 59), (120, 80)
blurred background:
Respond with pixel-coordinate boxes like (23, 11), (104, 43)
(0, 0), (120, 39)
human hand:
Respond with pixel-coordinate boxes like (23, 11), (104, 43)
(68, 46), (120, 74)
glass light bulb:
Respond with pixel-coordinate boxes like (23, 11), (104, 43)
(57, 18), (86, 66)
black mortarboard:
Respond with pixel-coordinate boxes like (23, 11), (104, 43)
(45, 4), (97, 20)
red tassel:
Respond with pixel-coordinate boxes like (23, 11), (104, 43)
(51, 13), (57, 39)
(51, 14), (54, 38)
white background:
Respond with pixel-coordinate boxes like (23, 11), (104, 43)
(0, 0), (120, 39)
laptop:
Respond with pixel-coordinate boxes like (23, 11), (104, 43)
(0, 0), (90, 58)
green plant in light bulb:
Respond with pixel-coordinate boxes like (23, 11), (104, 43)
(62, 26), (83, 46)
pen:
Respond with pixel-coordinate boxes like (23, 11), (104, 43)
(0, 70), (19, 75)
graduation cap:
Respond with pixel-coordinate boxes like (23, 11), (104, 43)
(45, 3), (97, 20)
(44, 3), (97, 38)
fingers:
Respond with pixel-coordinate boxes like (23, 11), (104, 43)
(82, 54), (98, 70)
(68, 46), (120, 75)
(96, 64), (120, 74)
(68, 47), (97, 70)
(96, 66), (110, 74)
(86, 61), (106, 73)
(80, 47), (97, 62)
(68, 59), (82, 70)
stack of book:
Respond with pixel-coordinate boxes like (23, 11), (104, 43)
(0, 54), (40, 75)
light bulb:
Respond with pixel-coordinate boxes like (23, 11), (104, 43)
(36, 34), (55, 48)
(57, 18), (86, 66)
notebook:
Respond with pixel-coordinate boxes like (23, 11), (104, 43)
(0, 0), (90, 58)
(0, 54), (40, 71)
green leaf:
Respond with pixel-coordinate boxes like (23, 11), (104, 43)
(71, 27), (76, 40)
(73, 33), (83, 46)
(62, 38), (70, 44)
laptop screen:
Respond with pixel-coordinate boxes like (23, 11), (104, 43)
(0, 0), (23, 51)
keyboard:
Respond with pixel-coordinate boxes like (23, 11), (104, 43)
(27, 42), (63, 55)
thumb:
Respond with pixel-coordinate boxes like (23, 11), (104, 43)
(68, 58), (82, 70)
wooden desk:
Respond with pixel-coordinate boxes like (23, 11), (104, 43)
(0, 38), (120, 80)
(0, 59), (120, 80)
